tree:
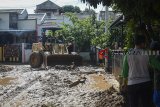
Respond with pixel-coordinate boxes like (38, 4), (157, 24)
(62, 5), (75, 13)
(74, 6), (81, 13)
(81, 0), (160, 46)
(83, 8), (95, 14)
(60, 5), (81, 13)
(56, 13), (109, 51)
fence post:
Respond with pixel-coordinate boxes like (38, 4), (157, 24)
(0, 46), (2, 62)
(22, 43), (25, 63)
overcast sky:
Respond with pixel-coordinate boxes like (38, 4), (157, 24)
(0, 0), (104, 13)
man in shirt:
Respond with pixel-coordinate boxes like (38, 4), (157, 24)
(121, 35), (152, 107)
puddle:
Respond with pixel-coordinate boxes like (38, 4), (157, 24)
(90, 74), (110, 91)
(0, 77), (17, 86)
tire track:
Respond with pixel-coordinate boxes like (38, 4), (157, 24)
(0, 75), (41, 104)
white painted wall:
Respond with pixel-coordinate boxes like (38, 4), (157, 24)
(0, 13), (9, 29)
(28, 13), (46, 25)
(37, 14), (90, 37)
(18, 19), (36, 30)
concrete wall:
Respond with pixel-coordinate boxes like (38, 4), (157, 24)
(79, 52), (90, 61)
(18, 19), (36, 30)
(0, 13), (9, 29)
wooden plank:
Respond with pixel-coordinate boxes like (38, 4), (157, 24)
(69, 77), (86, 88)
(70, 71), (105, 75)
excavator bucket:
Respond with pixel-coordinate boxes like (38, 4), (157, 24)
(30, 42), (83, 68)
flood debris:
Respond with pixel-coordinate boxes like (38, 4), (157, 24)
(54, 63), (77, 71)
(95, 86), (124, 107)
(0, 65), (123, 107)
(0, 65), (14, 72)
(69, 76), (87, 88)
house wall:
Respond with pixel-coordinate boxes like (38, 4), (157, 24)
(18, 9), (28, 19)
(37, 15), (72, 37)
(37, 14), (90, 37)
(18, 19), (36, 30)
(28, 13), (46, 25)
(0, 13), (9, 29)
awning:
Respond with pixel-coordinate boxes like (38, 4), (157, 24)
(109, 15), (124, 29)
(42, 27), (62, 31)
(0, 30), (35, 36)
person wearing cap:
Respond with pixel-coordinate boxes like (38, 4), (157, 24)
(121, 34), (152, 107)
(150, 41), (160, 107)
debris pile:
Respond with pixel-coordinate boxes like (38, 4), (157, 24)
(95, 86), (124, 107)
(0, 65), (14, 72)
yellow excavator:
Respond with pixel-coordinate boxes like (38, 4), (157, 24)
(29, 36), (82, 68)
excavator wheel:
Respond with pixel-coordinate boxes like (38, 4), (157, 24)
(30, 52), (43, 68)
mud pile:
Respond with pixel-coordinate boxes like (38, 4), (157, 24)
(0, 65), (14, 72)
(94, 86), (124, 107)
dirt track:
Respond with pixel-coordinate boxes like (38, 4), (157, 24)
(0, 65), (124, 107)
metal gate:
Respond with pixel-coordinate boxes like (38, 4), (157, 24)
(0, 44), (21, 62)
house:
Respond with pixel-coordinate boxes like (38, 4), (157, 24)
(35, 0), (60, 18)
(97, 10), (122, 21)
(0, 9), (37, 45)
(35, 0), (93, 39)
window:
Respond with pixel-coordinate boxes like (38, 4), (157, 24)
(9, 13), (18, 29)
(46, 13), (51, 18)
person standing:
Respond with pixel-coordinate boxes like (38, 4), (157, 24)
(121, 34), (152, 107)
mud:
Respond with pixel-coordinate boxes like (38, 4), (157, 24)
(0, 65), (14, 72)
(0, 65), (123, 107)
(90, 74), (111, 91)
(0, 77), (16, 86)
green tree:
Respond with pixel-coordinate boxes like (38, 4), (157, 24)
(62, 5), (75, 13)
(83, 8), (95, 14)
(74, 6), (81, 13)
(56, 13), (109, 51)
(81, 0), (160, 47)
(60, 5), (81, 13)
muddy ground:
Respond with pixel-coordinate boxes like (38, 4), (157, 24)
(0, 64), (124, 107)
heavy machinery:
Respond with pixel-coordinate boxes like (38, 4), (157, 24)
(29, 36), (82, 68)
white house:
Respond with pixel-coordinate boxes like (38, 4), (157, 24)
(97, 10), (122, 21)
(34, 0), (92, 40)
(0, 9), (37, 44)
